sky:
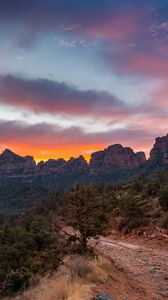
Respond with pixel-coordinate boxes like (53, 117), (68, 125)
(0, 0), (168, 162)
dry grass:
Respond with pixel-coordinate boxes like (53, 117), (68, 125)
(88, 255), (113, 284)
(8, 254), (113, 300)
(159, 212), (168, 229)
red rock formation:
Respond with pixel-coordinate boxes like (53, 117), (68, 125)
(149, 134), (168, 164)
(36, 158), (66, 175)
(90, 144), (146, 170)
(0, 149), (36, 179)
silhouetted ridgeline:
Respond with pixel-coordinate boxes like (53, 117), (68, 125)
(0, 134), (168, 190)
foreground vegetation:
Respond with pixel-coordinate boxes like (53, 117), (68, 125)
(0, 170), (168, 297)
(10, 255), (113, 300)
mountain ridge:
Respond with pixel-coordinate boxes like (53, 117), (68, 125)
(0, 134), (168, 189)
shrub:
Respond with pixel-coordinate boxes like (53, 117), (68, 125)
(159, 213), (168, 229)
(159, 187), (168, 211)
(5, 268), (31, 295)
(0, 215), (63, 297)
(131, 175), (145, 192)
(119, 195), (145, 232)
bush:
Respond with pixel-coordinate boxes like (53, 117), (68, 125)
(131, 175), (145, 192)
(159, 213), (168, 229)
(159, 187), (168, 211)
(0, 214), (63, 297)
(119, 195), (145, 232)
(5, 268), (31, 295)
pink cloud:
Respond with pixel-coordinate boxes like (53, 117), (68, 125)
(152, 81), (168, 109)
(81, 8), (144, 41)
(0, 74), (136, 119)
(0, 119), (157, 160)
(105, 51), (168, 78)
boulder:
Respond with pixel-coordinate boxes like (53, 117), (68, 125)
(96, 294), (115, 300)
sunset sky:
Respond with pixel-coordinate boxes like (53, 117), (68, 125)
(0, 0), (168, 161)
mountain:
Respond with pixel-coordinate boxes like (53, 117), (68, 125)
(36, 155), (90, 189)
(0, 149), (36, 181)
(90, 144), (146, 170)
(145, 134), (168, 176)
(0, 134), (168, 190)
(149, 134), (168, 165)
(0, 144), (146, 189)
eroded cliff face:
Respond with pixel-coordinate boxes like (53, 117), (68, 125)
(90, 144), (146, 170)
(0, 150), (90, 188)
(36, 156), (88, 177)
(0, 149), (36, 179)
(36, 158), (66, 175)
(35, 155), (89, 189)
(149, 135), (168, 164)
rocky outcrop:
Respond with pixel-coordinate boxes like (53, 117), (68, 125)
(36, 156), (88, 178)
(36, 155), (89, 189)
(149, 134), (168, 164)
(0, 149), (36, 180)
(90, 144), (146, 170)
(37, 158), (66, 175)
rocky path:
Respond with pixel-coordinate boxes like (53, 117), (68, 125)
(97, 237), (168, 300)
(62, 227), (168, 299)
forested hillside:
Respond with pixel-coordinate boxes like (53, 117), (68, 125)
(0, 183), (48, 216)
(0, 171), (168, 297)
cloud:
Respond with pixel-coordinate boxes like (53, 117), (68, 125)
(0, 0), (167, 160)
(105, 51), (168, 78)
(58, 39), (86, 48)
(100, 4), (168, 79)
(152, 80), (168, 110)
(0, 74), (138, 119)
(1, 0), (167, 82)
(0, 0), (162, 47)
(0, 119), (157, 159)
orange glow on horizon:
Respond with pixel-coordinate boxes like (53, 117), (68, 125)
(0, 141), (151, 163)
(0, 143), (105, 163)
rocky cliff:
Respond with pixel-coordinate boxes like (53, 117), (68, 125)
(36, 155), (89, 189)
(0, 134), (168, 188)
(149, 134), (168, 164)
(90, 144), (146, 170)
(0, 149), (36, 180)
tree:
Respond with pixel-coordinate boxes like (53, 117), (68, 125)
(0, 213), (63, 296)
(67, 185), (109, 254)
(131, 174), (145, 193)
(119, 194), (145, 232)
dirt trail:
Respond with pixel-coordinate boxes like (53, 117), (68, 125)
(62, 227), (168, 299)
(96, 236), (168, 300)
